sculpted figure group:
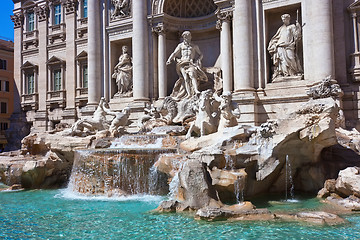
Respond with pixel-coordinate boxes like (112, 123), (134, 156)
(70, 98), (130, 137)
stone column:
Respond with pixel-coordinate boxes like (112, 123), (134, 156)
(304, 0), (334, 81)
(87, 0), (102, 105)
(217, 11), (233, 93)
(233, 0), (253, 91)
(132, 0), (149, 100)
(154, 24), (167, 99)
(352, 13), (359, 53)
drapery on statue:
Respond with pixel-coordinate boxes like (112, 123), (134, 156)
(268, 13), (303, 81)
(112, 45), (133, 97)
(166, 31), (208, 99)
(111, 0), (131, 19)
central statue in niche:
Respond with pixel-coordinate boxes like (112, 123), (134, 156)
(112, 45), (133, 97)
(166, 31), (208, 99)
(268, 13), (303, 81)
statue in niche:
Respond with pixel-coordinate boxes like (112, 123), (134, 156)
(112, 45), (133, 97)
(111, 0), (131, 19)
(166, 31), (208, 100)
(268, 13), (303, 81)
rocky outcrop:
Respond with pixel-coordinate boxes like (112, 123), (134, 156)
(318, 167), (360, 211)
(0, 132), (93, 189)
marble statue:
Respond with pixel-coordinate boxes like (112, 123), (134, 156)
(112, 45), (133, 97)
(70, 98), (109, 136)
(106, 107), (131, 137)
(268, 13), (303, 81)
(70, 98), (130, 137)
(307, 75), (343, 100)
(214, 91), (241, 132)
(186, 90), (218, 139)
(167, 31), (208, 99)
(111, 0), (131, 19)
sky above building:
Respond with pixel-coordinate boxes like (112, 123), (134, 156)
(0, 0), (14, 41)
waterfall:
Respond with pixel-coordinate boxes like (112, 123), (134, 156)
(285, 155), (295, 201)
(225, 155), (235, 170)
(68, 148), (174, 197)
(234, 177), (244, 204)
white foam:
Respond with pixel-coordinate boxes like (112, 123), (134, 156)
(109, 136), (164, 149)
(55, 189), (165, 202)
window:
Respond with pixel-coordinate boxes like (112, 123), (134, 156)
(5, 81), (9, 92)
(1, 102), (7, 114)
(53, 69), (61, 91)
(83, 0), (88, 18)
(54, 4), (62, 25)
(82, 64), (88, 88)
(28, 12), (35, 31)
(27, 73), (35, 94)
(0, 60), (6, 70)
(0, 122), (8, 131)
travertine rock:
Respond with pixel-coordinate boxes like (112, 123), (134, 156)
(335, 167), (360, 197)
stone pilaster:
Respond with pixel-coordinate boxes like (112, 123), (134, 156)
(233, 0), (254, 92)
(87, 0), (102, 105)
(36, 4), (48, 111)
(304, 0), (334, 81)
(153, 23), (167, 99)
(11, 12), (23, 114)
(217, 10), (233, 93)
(64, 0), (77, 120)
(132, 0), (149, 100)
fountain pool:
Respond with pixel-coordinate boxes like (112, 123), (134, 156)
(1, 190), (360, 239)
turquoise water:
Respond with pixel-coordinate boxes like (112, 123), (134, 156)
(1, 190), (360, 239)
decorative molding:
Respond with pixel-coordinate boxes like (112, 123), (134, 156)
(216, 9), (233, 30)
(10, 12), (24, 28)
(152, 23), (167, 35)
(111, 0), (132, 20)
(64, 0), (78, 15)
(35, 4), (49, 22)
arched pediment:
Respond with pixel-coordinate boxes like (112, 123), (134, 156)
(23, 0), (36, 8)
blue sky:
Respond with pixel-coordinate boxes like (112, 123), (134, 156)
(0, 0), (14, 41)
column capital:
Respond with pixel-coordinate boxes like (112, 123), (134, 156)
(35, 4), (49, 22)
(64, 0), (78, 15)
(352, 12), (358, 18)
(216, 9), (233, 30)
(152, 23), (167, 35)
(11, 12), (24, 29)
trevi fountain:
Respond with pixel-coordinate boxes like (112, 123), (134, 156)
(2, 0), (360, 239)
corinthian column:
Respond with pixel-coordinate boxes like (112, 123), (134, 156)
(304, 0), (334, 81)
(87, 0), (102, 105)
(233, 0), (253, 91)
(154, 23), (167, 99)
(132, 0), (149, 100)
(217, 10), (233, 93)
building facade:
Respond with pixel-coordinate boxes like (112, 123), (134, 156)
(10, 0), (360, 132)
(0, 40), (14, 150)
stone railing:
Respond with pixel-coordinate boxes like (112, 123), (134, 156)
(23, 30), (39, 50)
(21, 93), (39, 111)
(46, 90), (66, 108)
